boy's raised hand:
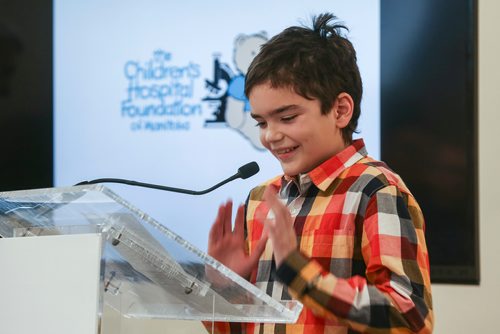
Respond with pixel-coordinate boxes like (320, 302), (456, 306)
(208, 200), (267, 280)
(262, 185), (298, 267)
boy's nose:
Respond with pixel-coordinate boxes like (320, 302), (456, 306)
(264, 125), (284, 142)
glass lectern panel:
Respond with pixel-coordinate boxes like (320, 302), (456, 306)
(0, 185), (302, 323)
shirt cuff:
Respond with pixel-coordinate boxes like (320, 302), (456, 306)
(276, 250), (323, 297)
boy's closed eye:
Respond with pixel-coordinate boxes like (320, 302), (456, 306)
(253, 114), (298, 128)
(254, 120), (266, 128)
(281, 114), (297, 122)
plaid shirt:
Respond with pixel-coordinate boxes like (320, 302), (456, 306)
(209, 139), (433, 333)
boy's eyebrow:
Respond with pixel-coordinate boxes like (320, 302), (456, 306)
(250, 104), (300, 119)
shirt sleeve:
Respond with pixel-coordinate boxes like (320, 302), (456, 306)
(276, 185), (434, 333)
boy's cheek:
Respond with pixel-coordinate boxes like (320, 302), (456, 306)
(260, 134), (270, 150)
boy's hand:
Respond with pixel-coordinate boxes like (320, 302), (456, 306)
(208, 201), (267, 280)
(262, 185), (298, 267)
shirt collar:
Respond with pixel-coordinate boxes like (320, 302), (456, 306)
(280, 138), (368, 193)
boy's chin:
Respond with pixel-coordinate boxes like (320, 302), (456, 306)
(280, 163), (307, 177)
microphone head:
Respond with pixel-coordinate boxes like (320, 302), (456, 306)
(238, 161), (260, 179)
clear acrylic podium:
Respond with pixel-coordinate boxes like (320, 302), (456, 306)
(0, 185), (302, 334)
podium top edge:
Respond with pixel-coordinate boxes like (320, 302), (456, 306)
(0, 184), (109, 196)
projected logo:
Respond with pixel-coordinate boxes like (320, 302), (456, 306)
(203, 32), (268, 151)
(119, 33), (268, 151)
(121, 50), (203, 131)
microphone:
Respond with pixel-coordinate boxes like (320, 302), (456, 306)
(74, 161), (260, 195)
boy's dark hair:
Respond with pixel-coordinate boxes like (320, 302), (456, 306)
(245, 13), (362, 143)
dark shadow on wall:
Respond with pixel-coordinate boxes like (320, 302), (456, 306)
(0, 0), (53, 191)
(381, 0), (478, 284)
(0, 22), (23, 96)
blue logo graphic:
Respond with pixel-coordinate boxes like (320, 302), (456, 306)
(121, 50), (203, 131)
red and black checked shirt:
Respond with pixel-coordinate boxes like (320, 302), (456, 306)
(210, 139), (434, 334)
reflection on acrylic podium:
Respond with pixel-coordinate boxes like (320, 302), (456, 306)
(0, 185), (302, 334)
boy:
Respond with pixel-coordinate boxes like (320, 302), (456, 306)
(208, 13), (434, 333)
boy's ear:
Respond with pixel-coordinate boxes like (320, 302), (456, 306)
(332, 93), (354, 128)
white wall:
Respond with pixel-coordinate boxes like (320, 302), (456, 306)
(431, 0), (500, 332)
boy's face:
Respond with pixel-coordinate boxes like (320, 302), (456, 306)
(249, 83), (348, 176)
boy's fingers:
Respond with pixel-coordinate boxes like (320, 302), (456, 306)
(233, 204), (246, 242)
(263, 185), (283, 209)
(263, 185), (290, 225)
(222, 200), (233, 235)
(208, 223), (218, 244)
(209, 204), (225, 242)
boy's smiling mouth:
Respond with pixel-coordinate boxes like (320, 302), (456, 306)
(274, 146), (299, 158)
